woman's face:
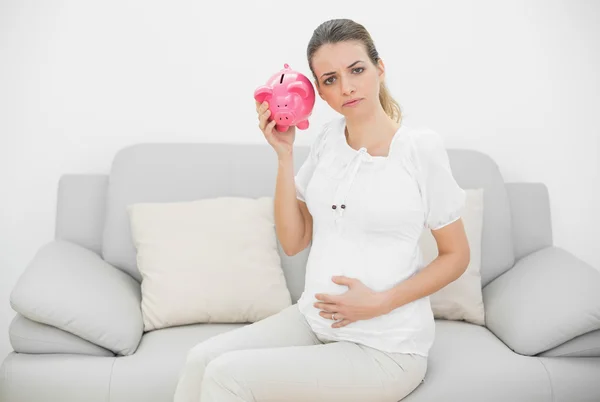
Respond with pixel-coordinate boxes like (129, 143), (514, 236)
(311, 40), (385, 118)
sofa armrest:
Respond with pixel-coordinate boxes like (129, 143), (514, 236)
(9, 313), (115, 357)
(483, 246), (600, 356)
(10, 240), (143, 355)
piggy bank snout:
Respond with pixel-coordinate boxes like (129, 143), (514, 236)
(273, 110), (294, 123)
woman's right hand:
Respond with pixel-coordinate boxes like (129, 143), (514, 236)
(256, 100), (296, 159)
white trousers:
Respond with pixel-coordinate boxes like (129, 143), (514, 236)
(173, 303), (427, 402)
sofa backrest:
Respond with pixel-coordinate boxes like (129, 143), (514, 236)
(444, 148), (516, 285)
(97, 142), (516, 294)
(100, 142), (314, 288)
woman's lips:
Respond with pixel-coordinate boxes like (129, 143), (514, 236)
(343, 98), (362, 107)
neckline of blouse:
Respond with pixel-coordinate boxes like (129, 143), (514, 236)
(335, 117), (407, 163)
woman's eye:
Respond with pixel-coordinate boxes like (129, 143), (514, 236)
(323, 68), (363, 85)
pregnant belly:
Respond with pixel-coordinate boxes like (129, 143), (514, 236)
(304, 235), (418, 296)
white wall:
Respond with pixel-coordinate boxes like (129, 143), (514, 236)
(1, 0), (598, 363)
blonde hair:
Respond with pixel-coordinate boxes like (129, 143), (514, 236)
(307, 19), (402, 123)
(378, 82), (401, 123)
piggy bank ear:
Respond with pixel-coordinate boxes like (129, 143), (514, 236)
(254, 86), (273, 104)
(287, 81), (309, 98)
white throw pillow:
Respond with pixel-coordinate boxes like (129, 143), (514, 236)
(419, 188), (485, 326)
(127, 196), (292, 332)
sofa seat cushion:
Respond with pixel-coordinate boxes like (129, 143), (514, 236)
(406, 320), (551, 401)
(107, 316), (555, 402)
(0, 353), (115, 402)
(109, 322), (245, 402)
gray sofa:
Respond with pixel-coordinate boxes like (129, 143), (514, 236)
(2, 141), (600, 402)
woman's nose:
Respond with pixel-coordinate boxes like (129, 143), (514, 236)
(340, 77), (355, 95)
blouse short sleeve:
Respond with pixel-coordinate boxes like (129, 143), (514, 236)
(414, 128), (466, 230)
(294, 123), (331, 203)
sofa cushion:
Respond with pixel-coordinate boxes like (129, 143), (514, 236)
(101, 143), (312, 286)
(420, 188), (485, 325)
(407, 320), (551, 401)
(127, 196), (292, 331)
(9, 314), (114, 357)
(10, 240), (143, 356)
(537, 329), (600, 358)
(109, 322), (245, 402)
(535, 355), (600, 401)
(110, 319), (552, 402)
(483, 246), (600, 356)
(0, 353), (115, 402)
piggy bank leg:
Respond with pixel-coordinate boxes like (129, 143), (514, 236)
(276, 124), (291, 133)
(296, 120), (309, 130)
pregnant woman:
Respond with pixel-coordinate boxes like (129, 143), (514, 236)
(173, 18), (470, 402)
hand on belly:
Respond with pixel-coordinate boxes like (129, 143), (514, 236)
(311, 275), (388, 329)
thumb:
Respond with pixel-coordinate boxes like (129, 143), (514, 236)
(332, 276), (354, 287)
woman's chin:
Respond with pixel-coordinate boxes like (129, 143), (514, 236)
(341, 103), (372, 119)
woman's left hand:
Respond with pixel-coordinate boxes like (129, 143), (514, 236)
(314, 276), (388, 328)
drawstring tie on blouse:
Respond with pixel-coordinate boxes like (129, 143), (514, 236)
(331, 147), (374, 217)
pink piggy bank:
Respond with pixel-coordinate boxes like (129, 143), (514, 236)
(254, 63), (316, 132)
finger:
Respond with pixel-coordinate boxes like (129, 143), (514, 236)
(318, 311), (338, 320)
(314, 302), (336, 312)
(264, 119), (276, 136)
(258, 101), (269, 114)
(265, 120), (277, 135)
(332, 319), (352, 328)
(255, 100), (269, 112)
(258, 107), (268, 126)
(259, 110), (272, 131)
(262, 108), (271, 122)
(315, 294), (338, 304)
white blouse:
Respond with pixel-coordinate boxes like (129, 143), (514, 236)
(294, 116), (466, 357)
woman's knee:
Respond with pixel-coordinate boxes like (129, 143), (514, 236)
(184, 341), (220, 370)
(202, 353), (232, 383)
(201, 351), (253, 399)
